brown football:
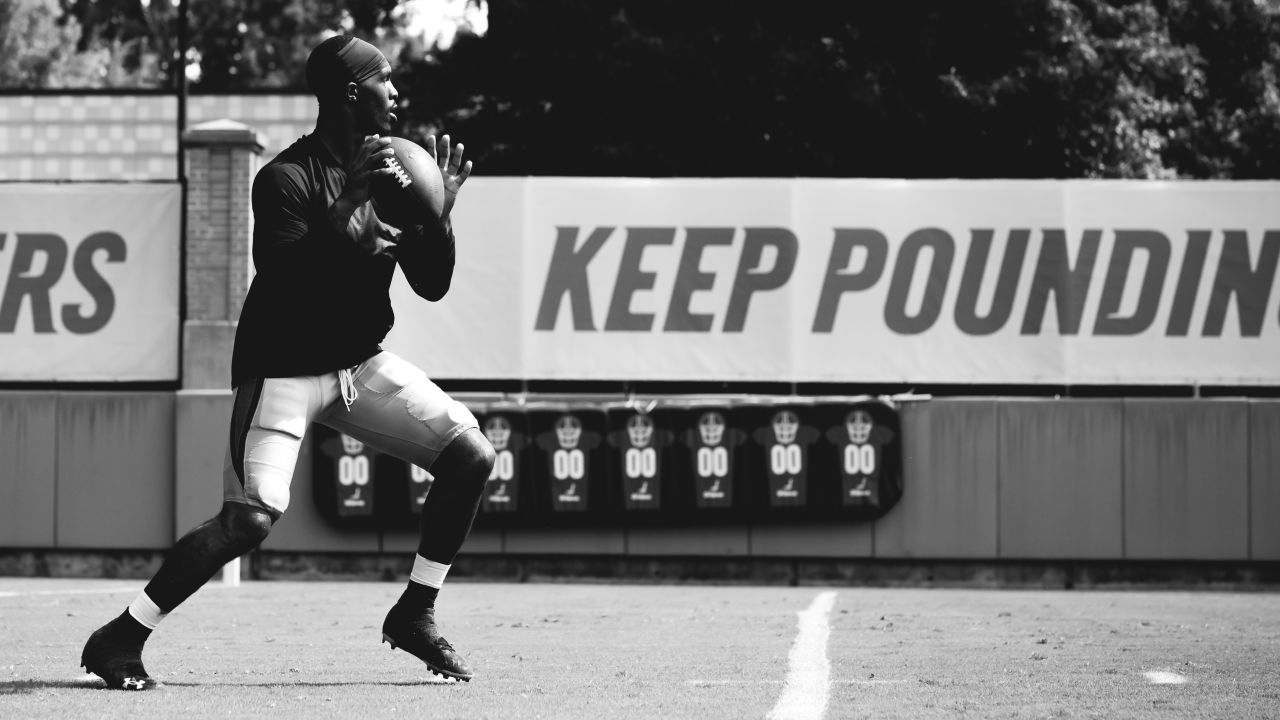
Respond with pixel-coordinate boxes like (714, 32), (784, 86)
(372, 136), (445, 228)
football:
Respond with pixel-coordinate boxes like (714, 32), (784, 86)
(372, 136), (445, 229)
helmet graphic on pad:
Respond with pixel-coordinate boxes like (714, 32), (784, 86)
(554, 414), (583, 450)
(697, 411), (726, 446)
(846, 410), (874, 444)
(626, 414), (655, 448)
(340, 434), (365, 454)
(771, 410), (800, 444)
(484, 416), (512, 451)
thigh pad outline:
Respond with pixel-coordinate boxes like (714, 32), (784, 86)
(354, 351), (427, 397)
(255, 377), (319, 439)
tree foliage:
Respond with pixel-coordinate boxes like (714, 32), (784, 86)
(180, 0), (409, 88)
(0, 0), (164, 87)
(2, 0), (1278, 178)
(0, 0), (423, 89)
(401, 0), (1280, 178)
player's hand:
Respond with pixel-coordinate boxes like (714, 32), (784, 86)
(327, 135), (397, 238)
(426, 134), (472, 218)
(342, 134), (397, 206)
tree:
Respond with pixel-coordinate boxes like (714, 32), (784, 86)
(931, 0), (1206, 178)
(38, 0), (431, 90)
(4, 0), (1278, 178)
(1161, 0), (1280, 177)
(0, 0), (165, 87)
(404, 0), (1280, 179)
(179, 0), (441, 89)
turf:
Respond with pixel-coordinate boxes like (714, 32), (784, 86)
(1, 578), (1277, 719)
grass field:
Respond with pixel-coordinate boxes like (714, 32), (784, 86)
(2, 577), (1278, 719)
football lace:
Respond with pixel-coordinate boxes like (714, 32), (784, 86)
(384, 156), (412, 188)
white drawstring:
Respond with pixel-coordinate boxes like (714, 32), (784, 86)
(338, 367), (358, 411)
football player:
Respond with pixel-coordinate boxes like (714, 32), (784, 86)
(80, 35), (494, 687)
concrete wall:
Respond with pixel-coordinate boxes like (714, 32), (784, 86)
(0, 392), (174, 549)
(2, 391), (1275, 562)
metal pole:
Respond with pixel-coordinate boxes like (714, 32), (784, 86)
(173, 0), (192, 537)
(176, 0), (189, 184)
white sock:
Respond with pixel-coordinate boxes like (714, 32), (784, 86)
(126, 592), (168, 630)
(409, 555), (450, 589)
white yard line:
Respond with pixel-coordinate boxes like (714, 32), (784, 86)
(1144, 670), (1189, 685)
(686, 679), (786, 686)
(0, 586), (142, 598)
(766, 591), (838, 720)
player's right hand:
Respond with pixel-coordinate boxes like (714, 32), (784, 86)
(341, 135), (397, 205)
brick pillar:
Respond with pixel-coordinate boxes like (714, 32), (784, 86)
(181, 120), (265, 389)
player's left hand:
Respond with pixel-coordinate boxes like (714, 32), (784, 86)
(426, 134), (472, 219)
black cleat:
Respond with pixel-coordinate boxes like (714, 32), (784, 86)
(81, 621), (160, 691)
(382, 605), (474, 682)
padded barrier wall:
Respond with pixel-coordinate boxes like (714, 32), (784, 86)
(1, 392), (1276, 561)
(309, 396), (905, 532)
(0, 392), (175, 550)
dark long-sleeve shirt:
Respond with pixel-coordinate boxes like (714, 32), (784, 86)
(230, 134), (454, 388)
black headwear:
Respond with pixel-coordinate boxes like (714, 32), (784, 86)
(305, 35), (389, 101)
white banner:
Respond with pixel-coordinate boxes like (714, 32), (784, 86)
(385, 177), (527, 379)
(386, 178), (1280, 385)
(0, 184), (180, 381)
